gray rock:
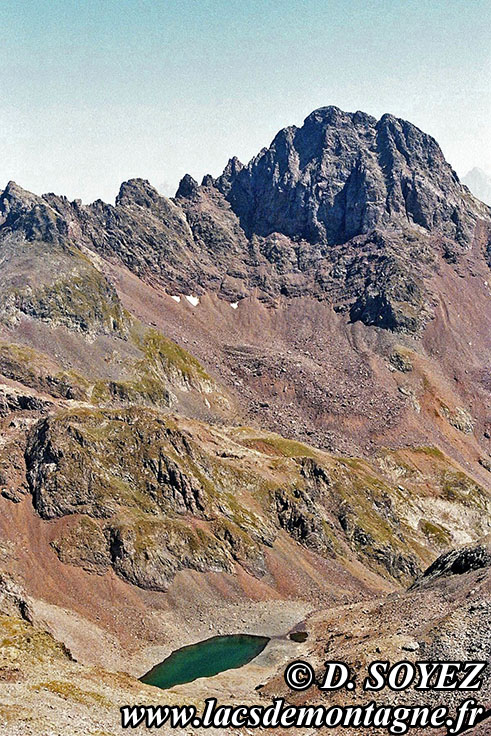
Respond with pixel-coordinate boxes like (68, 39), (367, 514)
(217, 106), (484, 247)
(411, 540), (491, 588)
(2, 107), (490, 335)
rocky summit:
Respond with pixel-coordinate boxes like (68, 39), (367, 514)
(217, 107), (478, 244)
(0, 107), (490, 735)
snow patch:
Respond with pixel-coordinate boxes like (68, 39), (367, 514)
(230, 302), (238, 310)
(170, 295), (181, 303)
(185, 295), (199, 307)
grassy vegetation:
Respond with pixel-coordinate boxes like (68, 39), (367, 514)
(12, 268), (128, 337)
(138, 328), (210, 382)
(441, 470), (487, 509)
(89, 327), (216, 408)
(91, 376), (171, 408)
(413, 446), (446, 460)
(31, 681), (113, 708)
(420, 520), (451, 546)
(0, 616), (70, 665)
(0, 340), (90, 399)
(239, 434), (318, 458)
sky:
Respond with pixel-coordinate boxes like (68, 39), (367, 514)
(0, 0), (490, 203)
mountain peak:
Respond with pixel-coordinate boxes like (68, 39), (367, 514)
(304, 105), (377, 128)
(116, 178), (161, 207)
(175, 173), (199, 199)
(213, 157), (243, 195)
(1, 180), (41, 208)
(463, 167), (491, 206)
(1, 106), (489, 338)
(0, 180), (64, 242)
(215, 105), (481, 246)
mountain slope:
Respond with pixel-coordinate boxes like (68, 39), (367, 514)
(0, 105), (489, 735)
(262, 539), (491, 736)
(1, 108), (490, 463)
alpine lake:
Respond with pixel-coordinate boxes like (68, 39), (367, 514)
(140, 634), (271, 690)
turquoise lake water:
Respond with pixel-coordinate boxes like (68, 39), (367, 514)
(140, 634), (270, 690)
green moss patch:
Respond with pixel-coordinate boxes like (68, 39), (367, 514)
(419, 520), (452, 546)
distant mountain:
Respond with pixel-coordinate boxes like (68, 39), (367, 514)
(463, 166), (491, 206)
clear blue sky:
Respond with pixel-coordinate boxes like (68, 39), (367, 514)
(1, 0), (489, 202)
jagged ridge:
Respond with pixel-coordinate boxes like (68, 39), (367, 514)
(2, 106), (489, 334)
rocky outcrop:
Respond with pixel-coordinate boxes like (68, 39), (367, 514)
(106, 519), (233, 591)
(51, 518), (112, 575)
(23, 408), (272, 589)
(0, 386), (50, 417)
(0, 574), (33, 621)
(25, 409), (211, 520)
(412, 539), (491, 588)
(43, 179), (202, 291)
(274, 487), (334, 555)
(0, 181), (67, 244)
(22, 408), (488, 590)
